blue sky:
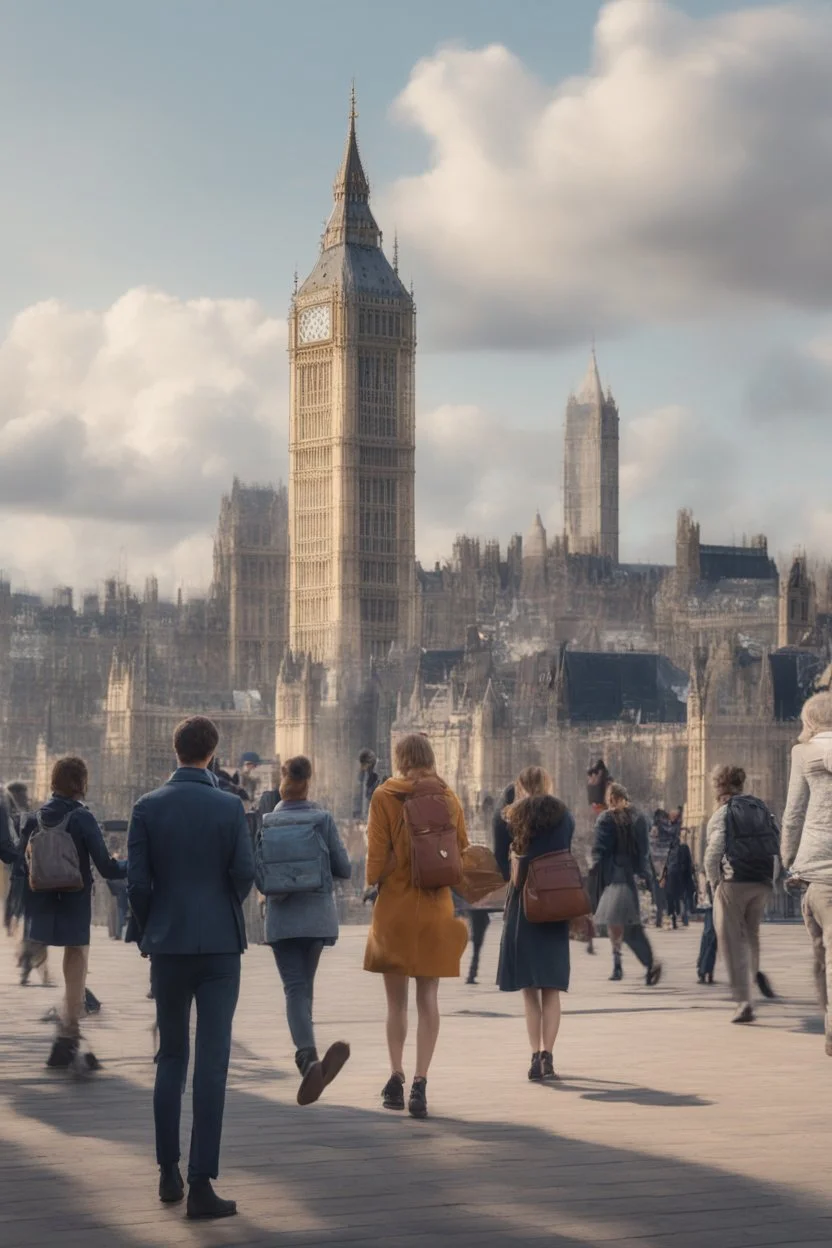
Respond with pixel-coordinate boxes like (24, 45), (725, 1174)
(0, 0), (829, 590)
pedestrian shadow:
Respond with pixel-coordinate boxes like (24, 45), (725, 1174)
(452, 1008), (514, 1019)
(793, 1015), (824, 1035)
(543, 1075), (711, 1107)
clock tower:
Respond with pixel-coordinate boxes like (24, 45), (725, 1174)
(288, 96), (416, 672)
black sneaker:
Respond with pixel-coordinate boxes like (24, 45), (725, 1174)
(528, 1052), (543, 1081)
(84, 989), (102, 1014)
(186, 1180), (237, 1220)
(46, 1037), (78, 1069)
(540, 1051), (559, 1081)
(732, 1002), (756, 1025)
(321, 1041), (350, 1089)
(756, 971), (776, 1000)
(381, 1071), (405, 1111)
(73, 1048), (102, 1075)
(295, 1047), (324, 1107)
(646, 961), (663, 987)
(159, 1164), (185, 1204)
(408, 1077), (428, 1119)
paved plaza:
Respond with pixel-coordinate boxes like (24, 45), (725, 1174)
(0, 920), (830, 1247)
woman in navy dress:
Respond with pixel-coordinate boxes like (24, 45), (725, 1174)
(496, 770), (574, 1082)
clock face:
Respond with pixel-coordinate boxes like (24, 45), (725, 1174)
(298, 304), (331, 344)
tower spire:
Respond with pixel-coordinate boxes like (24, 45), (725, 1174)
(393, 230), (399, 274)
(322, 84), (379, 251)
(576, 344), (604, 408)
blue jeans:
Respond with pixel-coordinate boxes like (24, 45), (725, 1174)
(272, 938), (324, 1054)
(152, 953), (241, 1182)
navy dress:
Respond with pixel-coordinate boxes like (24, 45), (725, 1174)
(496, 797), (575, 993)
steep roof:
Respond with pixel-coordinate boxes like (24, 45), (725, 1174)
(699, 545), (778, 583)
(562, 651), (688, 724)
(299, 93), (409, 301)
(769, 649), (826, 721)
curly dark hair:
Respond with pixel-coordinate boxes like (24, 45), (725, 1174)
(508, 794), (563, 855)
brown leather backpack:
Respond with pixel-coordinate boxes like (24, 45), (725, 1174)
(402, 777), (464, 890)
(513, 849), (591, 924)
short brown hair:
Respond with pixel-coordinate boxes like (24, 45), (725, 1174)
(280, 755), (312, 800)
(173, 716), (220, 766)
(51, 756), (88, 799)
(712, 764), (745, 797)
(395, 733), (436, 776)
(516, 766), (553, 798)
(607, 782), (630, 805)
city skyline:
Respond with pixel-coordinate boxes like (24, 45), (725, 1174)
(1, 0), (831, 592)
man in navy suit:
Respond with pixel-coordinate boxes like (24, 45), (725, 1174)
(128, 716), (255, 1220)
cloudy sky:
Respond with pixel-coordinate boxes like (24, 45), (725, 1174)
(1, 0), (831, 594)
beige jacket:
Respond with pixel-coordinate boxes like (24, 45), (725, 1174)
(781, 732), (832, 883)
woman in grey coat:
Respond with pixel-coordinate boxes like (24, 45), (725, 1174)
(260, 756), (352, 1105)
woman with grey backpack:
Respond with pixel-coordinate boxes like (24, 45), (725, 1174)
(257, 756), (352, 1105)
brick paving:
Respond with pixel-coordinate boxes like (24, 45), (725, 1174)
(0, 920), (830, 1246)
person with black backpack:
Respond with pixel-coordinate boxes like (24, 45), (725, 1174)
(257, 756), (352, 1107)
(704, 764), (780, 1024)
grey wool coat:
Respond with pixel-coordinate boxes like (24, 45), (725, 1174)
(261, 800), (352, 945)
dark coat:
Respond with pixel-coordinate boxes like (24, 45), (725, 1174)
(19, 796), (126, 947)
(592, 808), (651, 900)
(497, 798), (575, 993)
(127, 767), (255, 956)
(493, 784), (515, 881)
(664, 839), (696, 903)
(0, 799), (16, 866)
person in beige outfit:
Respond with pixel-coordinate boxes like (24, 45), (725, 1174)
(781, 691), (832, 1056)
(704, 765), (779, 1024)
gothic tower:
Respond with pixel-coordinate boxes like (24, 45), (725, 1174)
(563, 350), (619, 562)
(288, 96), (416, 673)
(779, 554), (816, 648)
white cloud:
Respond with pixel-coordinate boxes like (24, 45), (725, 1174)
(0, 288), (288, 590)
(387, 0), (832, 347)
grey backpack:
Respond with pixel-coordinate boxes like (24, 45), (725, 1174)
(255, 810), (330, 900)
(26, 810), (84, 892)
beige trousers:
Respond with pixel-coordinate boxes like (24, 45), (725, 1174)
(713, 882), (770, 1004)
(802, 883), (832, 1036)
(61, 945), (90, 1038)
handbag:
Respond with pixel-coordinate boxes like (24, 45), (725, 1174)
(518, 849), (592, 924)
(455, 844), (505, 905)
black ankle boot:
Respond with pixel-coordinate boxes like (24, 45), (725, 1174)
(609, 956), (623, 982)
(46, 1036), (78, 1069)
(295, 1046), (324, 1107)
(408, 1076), (428, 1118)
(159, 1163), (184, 1204)
(186, 1179), (237, 1220)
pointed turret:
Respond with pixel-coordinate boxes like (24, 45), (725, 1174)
(575, 348), (604, 408)
(322, 89), (380, 251)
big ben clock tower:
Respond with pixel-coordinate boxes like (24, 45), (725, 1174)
(288, 94), (416, 674)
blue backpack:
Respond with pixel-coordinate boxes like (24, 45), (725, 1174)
(255, 809), (330, 900)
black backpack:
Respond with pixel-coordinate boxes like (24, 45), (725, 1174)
(723, 796), (780, 884)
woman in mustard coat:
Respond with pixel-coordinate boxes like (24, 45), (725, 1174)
(364, 733), (468, 1119)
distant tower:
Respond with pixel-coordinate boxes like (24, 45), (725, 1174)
(521, 512), (548, 599)
(779, 554), (815, 648)
(563, 349), (619, 562)
(288, 93), (417, 669)
(675, 509), (701, 597)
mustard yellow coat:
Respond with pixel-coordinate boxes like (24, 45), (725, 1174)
(363, 776), (469, 978)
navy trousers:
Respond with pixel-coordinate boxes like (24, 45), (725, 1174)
(152, 952), (241, 1182)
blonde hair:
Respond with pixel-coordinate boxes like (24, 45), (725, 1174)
(799, 692), (832, 743)
(515, 766), (553, 799)
(395, 733), (436, 776)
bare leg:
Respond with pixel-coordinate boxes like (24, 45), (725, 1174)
(414, 977), (440, 1078)
(541, 989), (562, 1053)
(522, 987), (542, 1051)
(383, 973), (408, 1075)
(608, 924), (623, 953)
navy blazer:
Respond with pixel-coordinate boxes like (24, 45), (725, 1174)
(127, 767), (255, 956)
